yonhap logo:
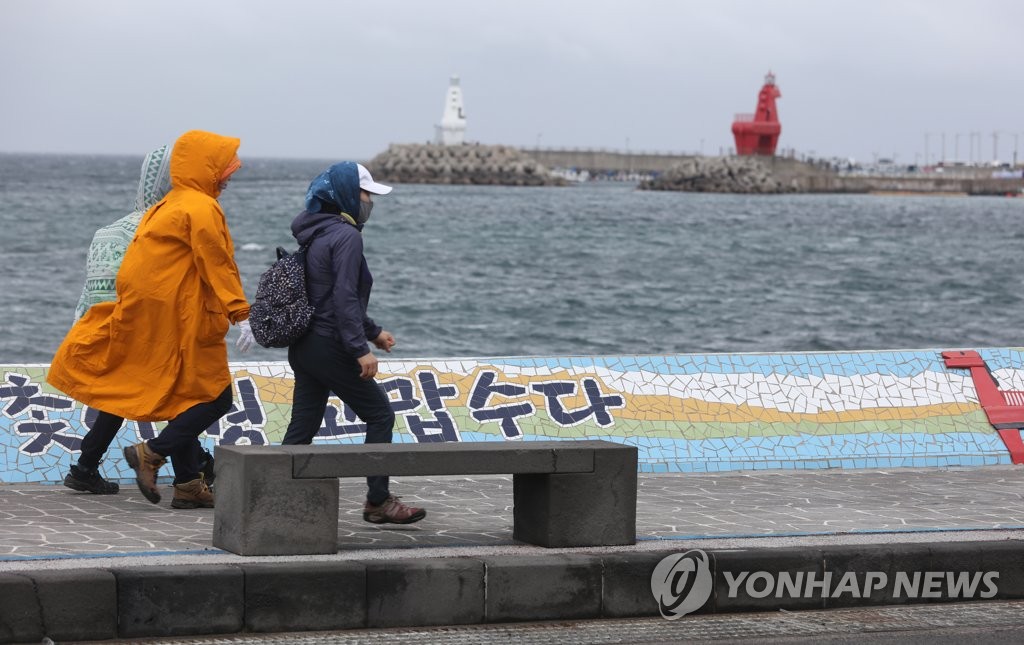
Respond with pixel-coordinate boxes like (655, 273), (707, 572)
(650, 548), (1000, 618)
(650, 549), (713, 619)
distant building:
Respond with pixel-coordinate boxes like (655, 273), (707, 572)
(435, 75), (467, 146)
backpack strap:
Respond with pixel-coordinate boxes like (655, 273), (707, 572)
(299, 225), (329, 251)
(301, 225), (334, 311)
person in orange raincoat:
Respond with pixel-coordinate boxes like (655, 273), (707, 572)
(47, 130), (252, 509)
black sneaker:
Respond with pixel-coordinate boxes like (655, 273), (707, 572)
(199, 449), (215, 488)
(63, 464), (119, 494)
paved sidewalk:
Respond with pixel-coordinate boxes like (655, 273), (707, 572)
(5, 465), (1024, 642)
(2, 465), (1024, 569)
(84, 600), (1024, 645)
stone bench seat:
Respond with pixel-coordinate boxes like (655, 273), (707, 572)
(212, 440), (637, 556)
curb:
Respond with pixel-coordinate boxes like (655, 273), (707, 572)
(2, 539), (1023, 642)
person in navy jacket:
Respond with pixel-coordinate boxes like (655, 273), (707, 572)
(282, 161), (425, 525)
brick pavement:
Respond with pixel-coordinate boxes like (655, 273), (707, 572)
(2, 466), (1024, 564)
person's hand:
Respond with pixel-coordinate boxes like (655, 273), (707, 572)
(372, 330), (396, 353)
(236, 320), (255, 353)
(357, 352), (378, 380)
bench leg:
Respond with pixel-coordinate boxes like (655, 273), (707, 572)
(512, 447), (637, 548)
(212, 449), (339, 556)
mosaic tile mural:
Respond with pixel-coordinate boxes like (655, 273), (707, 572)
(3, 348), (1023, 484)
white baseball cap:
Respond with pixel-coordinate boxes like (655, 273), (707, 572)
(357, 163), (393, 195)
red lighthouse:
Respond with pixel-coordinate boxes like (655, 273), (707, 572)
(731, 72), (782, 156)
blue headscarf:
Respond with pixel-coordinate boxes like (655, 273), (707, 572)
(304, 161), (360, 217)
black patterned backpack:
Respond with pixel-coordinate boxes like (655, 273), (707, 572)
(248, 231), (323, 348)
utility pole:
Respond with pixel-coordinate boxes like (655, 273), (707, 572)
(992, 131), (1000, 164)
(924, 132), (930, 166)
(954, 133), (961, 163)
(941, 132), (946, 164)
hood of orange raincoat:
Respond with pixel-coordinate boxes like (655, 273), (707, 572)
(169, 130), (241, 197)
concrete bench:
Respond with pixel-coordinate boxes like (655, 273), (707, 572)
(212, 440), (637, 556)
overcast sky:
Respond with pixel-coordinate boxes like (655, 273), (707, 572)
(2, 0), (1022, 164)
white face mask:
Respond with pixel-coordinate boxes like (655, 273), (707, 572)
(357, 200), (374, 225)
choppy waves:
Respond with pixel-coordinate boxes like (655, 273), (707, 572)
(3, 154), (1023, 364)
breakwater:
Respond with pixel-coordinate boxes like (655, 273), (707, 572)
(639, 156), (796, 193)
(360, 144), (1024, 194)
(641, 156), (1024, 195)
(523, 147), (688, 174)
(522, 149), (1024, 195)
(4, 348), (1021, 484)
(816, 173), (1024, 196)
(367, 143), (566, 186)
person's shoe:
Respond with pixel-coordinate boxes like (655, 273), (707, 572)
(123, 442), (166, 504)
(199, 449), (215, 488)
(363, 495), (426, 525)
(170, 475), (214, 509)
(63, 464), (119, 494)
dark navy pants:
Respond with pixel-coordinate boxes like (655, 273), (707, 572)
(283, 331), (395, 505)
(79, 410), (216, 484)
(147, 386), (233, 484)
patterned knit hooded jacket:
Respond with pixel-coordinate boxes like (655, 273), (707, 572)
(73, 144), (173, 321)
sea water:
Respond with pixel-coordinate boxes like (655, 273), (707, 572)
(2, 153), (1022, 365)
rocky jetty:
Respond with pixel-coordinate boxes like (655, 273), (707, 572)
(366, 143), (566, 186)
(639, 156), (794, 193)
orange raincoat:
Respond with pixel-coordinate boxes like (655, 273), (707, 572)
(48, 131), (250, 421)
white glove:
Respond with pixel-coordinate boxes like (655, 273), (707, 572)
(236, 320), (255, 353)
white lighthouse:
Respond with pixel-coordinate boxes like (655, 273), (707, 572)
(435, 75), (467, 146)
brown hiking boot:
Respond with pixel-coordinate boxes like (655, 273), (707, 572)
(123, 442), (166, 504)
(363, 495), (426, 525)
(171, 475), (214, 509)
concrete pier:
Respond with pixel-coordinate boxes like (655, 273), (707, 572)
(521, 148), (1024, 195)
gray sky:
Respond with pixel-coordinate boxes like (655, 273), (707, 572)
(2, 0), (1022, 164)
